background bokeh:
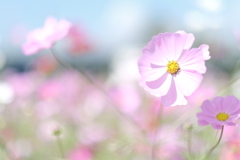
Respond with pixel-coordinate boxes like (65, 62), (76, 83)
(0, 0), (240, 159)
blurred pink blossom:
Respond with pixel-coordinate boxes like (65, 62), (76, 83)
(68, 147), (93, 160)
(22, 16), (72, 55)
(138, 31), (210, 106)
(221, 139), (240, 160)
(110, 84), (140, 115)
(32, 55), (58, 74)
(5, 71), (39, 100)
(67, 24), (91, 54)
(37, 120), (63, 141)
(188, 84), (216, 106)
(77, 124), (111, 146)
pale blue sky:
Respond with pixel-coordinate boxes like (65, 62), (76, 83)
(0, 0), (240, 48)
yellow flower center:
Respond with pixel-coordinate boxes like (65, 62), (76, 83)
(167, 61), (180, 74)
(216, 113), (229, 121)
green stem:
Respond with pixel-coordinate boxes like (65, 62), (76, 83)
(204, 125), (224, 159)
(187, 126), (194, 160)
(151, 104), (163, 160)
(56, 136), (65, 159)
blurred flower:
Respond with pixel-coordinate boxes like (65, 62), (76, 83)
(32, 55), (58, 74)
(110, 84), (140, 115)
(221, 138), (240, 159)
(188, 83), (216, 106)
(37, 120), (63, 141)
(68, 147), (93, 160)
(138, 31), (210, 106)
(22, 16), (72, 55)
(0, 82), (14, 104)
(5, 71), (38, 100)
(77, 124), (110, 146)
(67, 24), (91, 54)
(7, 139), (32, 159)
(109, 46), (141, 83)
(38, 80), (62, 100)
(197, 96), (240, 129)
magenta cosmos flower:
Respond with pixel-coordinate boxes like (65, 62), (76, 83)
(137, 31), (210, 107)
(197, 96), (240, 129)
(22, 16), (72, 55)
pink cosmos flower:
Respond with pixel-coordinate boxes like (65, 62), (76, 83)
(22, 16), (72, 55)
(138, 31), (210, 106)
(68, 147), (93, 160)
(197, 96), (240, 129)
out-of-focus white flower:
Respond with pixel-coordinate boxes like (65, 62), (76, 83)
(108, 46), (141, 84)
(7, 139), (32, 159)
(0, 82), (14, 104)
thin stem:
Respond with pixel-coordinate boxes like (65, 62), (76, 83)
(150, 104), (163, 160)
(49, 48), (147, 140)
(56, 136), (65, 159)
(204, 125), (224, 159)
(187, 126), (194, 160)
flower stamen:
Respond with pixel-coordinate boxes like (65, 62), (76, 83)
(167, 60), (180, 74)
(216, 113), (229, 121)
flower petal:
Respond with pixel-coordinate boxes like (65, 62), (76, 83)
(158, 33), (187, 61)
(141, 35), (168, 65)
(198, 119), (209, 126)
(139, 73), (171, 97)
(226, 122), (237, 126)
(176, 30), (195, 49)
(161, 77), (177, 107)
(211, 124), (222, 130)
(146, 72), (168, 89)
(178, 44), (209, 74)
(138, 56), (167, 81)
(175, 70), (203, 96)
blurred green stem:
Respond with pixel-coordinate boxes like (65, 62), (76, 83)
(203, 125), (224, 160)
(56, 136), (65, 159)
(187, 126), (194, 160)
(151, 104), (163, 160)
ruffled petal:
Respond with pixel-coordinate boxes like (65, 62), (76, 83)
(141, 35), (168, 65)
(157, 33), (187, 61)
(178, 45), (209, 74)
(176, 30), (195, 49)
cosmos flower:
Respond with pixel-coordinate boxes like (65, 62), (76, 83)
(68, 147), (93, 160)
(22, 16), (72, 55)
(137, 31), (210, 106)
(197, 96), (240, 129)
